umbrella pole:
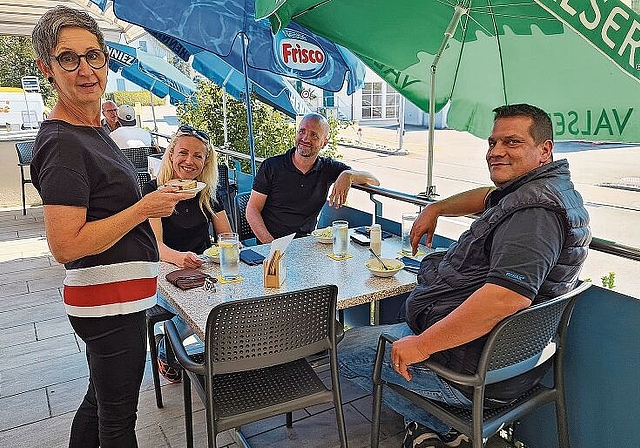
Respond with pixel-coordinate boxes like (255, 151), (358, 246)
(421, 4), (467, 199)
(241, 34), (257, 177)
(149, 90), (158, 133)
(223, 86), (228, 146)
(398, 96), (405, 151)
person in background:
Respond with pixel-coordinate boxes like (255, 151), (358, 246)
(246, 113), (380, 243)
(142, 125), (232, 383)
(337, 103), (591, 448)
(31, 6), (193, 447)
(109, 104), (152, 149)
(100, 99), (119, 132)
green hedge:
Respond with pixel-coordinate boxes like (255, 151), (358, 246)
(105, 90), (166, 106)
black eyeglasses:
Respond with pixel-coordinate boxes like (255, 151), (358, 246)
(51, 49), (107, 72)
(178, 125), (210, 142)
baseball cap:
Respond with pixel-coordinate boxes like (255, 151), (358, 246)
(117, 105), (136, 126)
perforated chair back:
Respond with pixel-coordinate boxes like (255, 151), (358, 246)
(165, 285), (348, 448)
(121, 146), (153, 170)
(216, 164), (237, 226)
(234, 192), (255, 243)
(371, 281), (591, 448)
(206, 285), (336, 375)
(15, 141), (36, 215)
(136, 171), (151, 192)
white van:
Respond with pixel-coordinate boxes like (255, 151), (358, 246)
(0, 87), (46, 130)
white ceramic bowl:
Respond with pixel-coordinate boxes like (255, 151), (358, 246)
(203, 245), (220, 263)
(365, 258), (404, 278)
(311, 227), (333, 244)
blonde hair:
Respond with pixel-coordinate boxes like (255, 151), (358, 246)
(157, 132), (219, 218)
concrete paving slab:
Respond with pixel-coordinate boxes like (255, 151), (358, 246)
(0, 301), (65, 330)
(0, 388), (49, 431)
(0, 256), (54, 277)
(0, 321), (35, 346)
(34, 316), (73, 340)
(1, 333), (80, 372)
(48, 377), (86, 417)
(0, 351), (88, 397)
(0, 409), (74, 448)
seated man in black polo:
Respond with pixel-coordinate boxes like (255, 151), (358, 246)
(246, 113), (379, 243)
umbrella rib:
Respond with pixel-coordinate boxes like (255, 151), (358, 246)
(291, 0), (333, 20)
(487, 0), (508, 105)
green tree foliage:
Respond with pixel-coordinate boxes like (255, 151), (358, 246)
(105, 90), (165, 107)
(176, 80), (344, 172)
(0, 36), (56, 107)
(176, 80), (296, 170)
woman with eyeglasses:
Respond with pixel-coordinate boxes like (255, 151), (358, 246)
(142, 126), (232, 382)
(30, 7), (193, 447)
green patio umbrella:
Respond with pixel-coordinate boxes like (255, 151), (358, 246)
(256, 0), (640, 195)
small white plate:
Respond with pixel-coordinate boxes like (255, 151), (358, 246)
(311, 227), (333, 244)
(202, 245), (220, 263)
(159, 181), (206, 195)
(365, 258), (404, 278)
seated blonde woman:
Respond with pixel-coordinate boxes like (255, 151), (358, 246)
(142, 125), (232, 382)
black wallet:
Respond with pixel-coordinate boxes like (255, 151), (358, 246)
(240, 249), (265, 266)
(355, 226), (393, 240)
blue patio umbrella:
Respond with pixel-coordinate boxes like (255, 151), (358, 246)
(110, 0), (366, 175)
(107, 41), (196, 103)
(149, 30), (309, 119)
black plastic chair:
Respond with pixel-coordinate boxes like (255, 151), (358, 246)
(216, 164), (237, 227)
(371, 282), (591, 448)
(234, 192), (255, 244)
(146, 304), (175, 408)
(15, 140), (35, 215)
(136, 171), (151, 192)
(165, 285), (348, 448)
(121, 146), (153, 171)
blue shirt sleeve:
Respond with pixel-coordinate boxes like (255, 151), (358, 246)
(486, 207), (565, 299)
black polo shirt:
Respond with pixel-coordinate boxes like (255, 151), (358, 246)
(252, 147), (350, 239)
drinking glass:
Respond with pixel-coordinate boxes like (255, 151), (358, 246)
(218, 233), (239, 280)
(332, 220), (349, 258)
(401, 213), (418, 254)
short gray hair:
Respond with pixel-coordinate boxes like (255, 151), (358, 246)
(32, 5), (106, 70)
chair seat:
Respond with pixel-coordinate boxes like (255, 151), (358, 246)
(193, 359), (333, 430)
(146, 303), (175, 323)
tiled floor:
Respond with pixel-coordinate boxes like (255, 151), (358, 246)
(0, 206), (514, 448)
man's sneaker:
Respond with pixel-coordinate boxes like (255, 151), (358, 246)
(403, 421), (470, 448)
(155, 335), (182, 383)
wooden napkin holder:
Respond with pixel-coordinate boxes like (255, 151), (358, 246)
(263, 251), (286, 288)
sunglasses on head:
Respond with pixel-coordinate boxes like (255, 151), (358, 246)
(178, 125), (210, 142)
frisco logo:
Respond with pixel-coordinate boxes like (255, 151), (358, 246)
(275, 29), (325, 75)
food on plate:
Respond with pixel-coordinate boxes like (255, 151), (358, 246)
(312, 227), (332, 238)
(204, 246), (220, 257)
(165, 179), (197, 191)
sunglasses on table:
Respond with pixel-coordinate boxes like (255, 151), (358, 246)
(51, 49), (108, 72)
(178, 125), (210, 142)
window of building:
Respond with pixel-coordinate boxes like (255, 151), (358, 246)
(323, 91), (334, 107)
(138, 41), (147, 52)
(362, 82), (382, 119)
(116, 79), (126, 91)
(385, 85), (400, 119)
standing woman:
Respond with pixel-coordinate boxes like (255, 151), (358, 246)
(142, 127), (232, 382)
(30, 6), (193, 447)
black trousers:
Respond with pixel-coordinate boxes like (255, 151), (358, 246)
(67, 311), (147, 448)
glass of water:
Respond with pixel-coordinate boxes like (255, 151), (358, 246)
(401, 213), (419, 254)
(218, 233), (239, 280)
(332, 220), (349, 258)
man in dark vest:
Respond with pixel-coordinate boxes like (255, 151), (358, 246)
(338, 103), (591, 448)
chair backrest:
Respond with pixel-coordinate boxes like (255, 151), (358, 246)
(217, 164), (230, 191)
(234, 192), (255, 242)
(205, 285), (338, 374)
(136, 171), (151, 192)
(121, 146), (153, 170)
(15, 141), (36, 165)
(479, 282), (591, 385)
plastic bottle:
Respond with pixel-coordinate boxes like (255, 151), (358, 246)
(370, 224), (382, 256)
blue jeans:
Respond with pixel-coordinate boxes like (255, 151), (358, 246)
(156, 293), (203, 362)
(338, 323), (471, 434)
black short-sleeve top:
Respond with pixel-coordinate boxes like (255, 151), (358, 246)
(252, 147), (350, 238)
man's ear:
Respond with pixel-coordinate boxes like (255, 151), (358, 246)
(540, 140), (553, 163)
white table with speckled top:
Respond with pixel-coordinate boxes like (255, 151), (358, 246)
(157, 231), (433, 339)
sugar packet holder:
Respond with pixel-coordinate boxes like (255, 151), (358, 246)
(263, 249), (286, 287)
